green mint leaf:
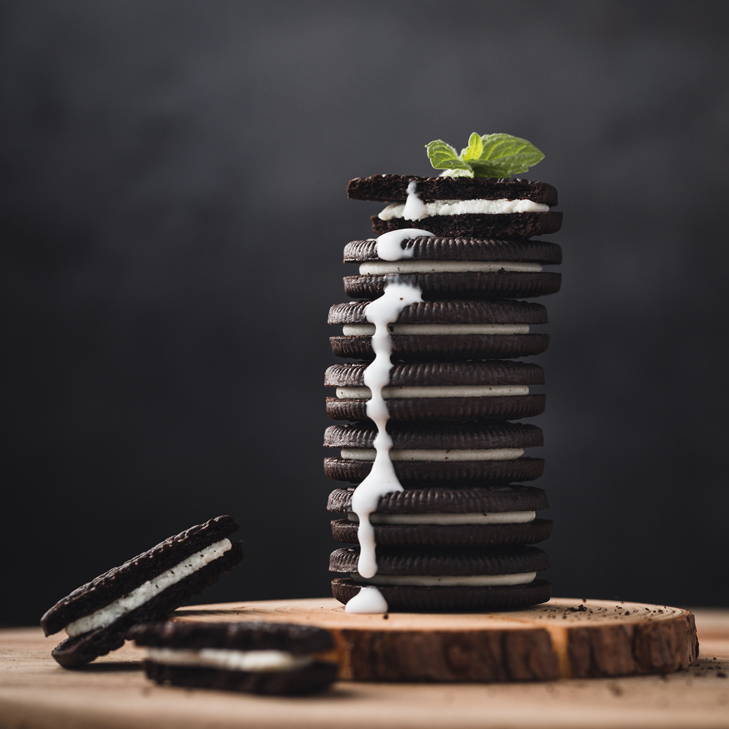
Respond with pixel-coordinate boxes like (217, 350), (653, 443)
(425, 139), (472, 173)
(439, 167), (474, 177)
(469, 133), (545, 177)
(460, 132), (484, 162)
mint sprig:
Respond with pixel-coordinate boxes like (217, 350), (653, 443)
(425, 132), (544, 178)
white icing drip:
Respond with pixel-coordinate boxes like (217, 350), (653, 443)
(374, 228), (434, 261)
(401, 180), (426, 220)
(352, 282), (423, 580)
(344, 281), (423, 614)
(344, 585), (389, 614)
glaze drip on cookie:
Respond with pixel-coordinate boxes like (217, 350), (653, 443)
(346, 279), (423, 613)
(346, 218), (426, 614)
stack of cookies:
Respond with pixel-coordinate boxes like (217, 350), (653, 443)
(325, 171), (562, 613)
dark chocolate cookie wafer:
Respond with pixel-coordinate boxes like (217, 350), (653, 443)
(329, 299), (549, 360)
(325, 361), (544, 422)
(344, 236), (562, 264)
(330, 545), (550, 611)
(41, 516), (242, 668)
(371, 212), (562, 240)
(347, 174), (559, 205)
(323, 423), (543, 485)
(129, 621), (337, 695)
(328, 485), (551, 547)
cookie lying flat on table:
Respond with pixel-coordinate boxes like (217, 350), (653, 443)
(346, 174), (562, 239)
(328, 485), (552, 547)
(325, 360), (545, 422)
(129, 621), (337, 695)
(41, 515), (242, 669)
(323, 422), (544, 485)
(328, 299), (549, 360)
(342, 237), (562, 300)
(330, 545), (551, 611)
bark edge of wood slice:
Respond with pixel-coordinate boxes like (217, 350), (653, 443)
(175, 597), (699, 682)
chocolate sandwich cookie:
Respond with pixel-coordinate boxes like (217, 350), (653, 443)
(346, 174), (562, 239)
(41, 515), (242, 668)
(330, 545), (550, 611)
(329, 299), (549, 360)
(129, 621), (337, 695)
(323, 422), (543, 485)
(342, 237), (561, 300)
(325, 361), (545, 422)
(328, 485), (552, 547)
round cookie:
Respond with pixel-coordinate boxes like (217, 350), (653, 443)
(329, 545), (550, 611)
(41, 515), (243, 669)
(329, 299), (549, 360)
(129, 621), (337, 695)
(325, 361), (545, 422)
(328, 485), (552, 547)
(342, 237), (561, 300)
(347, 174), (559, 205)
(323, 422), (544, 485)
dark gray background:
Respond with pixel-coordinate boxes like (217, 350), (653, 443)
(4, 0), (729, 625)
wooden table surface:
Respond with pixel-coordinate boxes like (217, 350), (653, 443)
(1, 600), (728, 729)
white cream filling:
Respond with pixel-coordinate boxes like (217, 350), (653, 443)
(146, 647), (312, 673)
(335, 385), (530, 400)
(354, 572), (537, 587)
(358, 261), (543, 275)
(378, 198), (549, 221)
(341, 323), (530, 336)
(347, 511), (536, 525)
(340, 448), (524, 462)
(64, 539), (233, 638)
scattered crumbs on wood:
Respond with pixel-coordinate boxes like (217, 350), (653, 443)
(608, 682), (624, 697)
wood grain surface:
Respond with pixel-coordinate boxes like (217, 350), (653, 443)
(1, 598), (727, 729)
(174, 597), (698, 681)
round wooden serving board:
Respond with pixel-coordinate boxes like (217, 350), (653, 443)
(175, 597), (698, 682)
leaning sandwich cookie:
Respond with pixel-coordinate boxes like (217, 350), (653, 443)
(40, 515), (242, 668)
(128, 621), (337, 695)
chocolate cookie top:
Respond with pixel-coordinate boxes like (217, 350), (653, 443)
(329, 545), (549, 576)
(324, 422), (543, 450)
(41, 515), (239, 636)
(129, 620), (333, 655)
(325, 361), (544, 388)
(328, 299), (548, 326)
(347, 175), (558, 205)
(344, 237), (562, 265)
(327, 485), (548, 515)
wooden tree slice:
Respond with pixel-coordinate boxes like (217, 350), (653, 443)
(175, 597), (699, 682)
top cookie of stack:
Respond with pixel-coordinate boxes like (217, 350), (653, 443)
(325, 133), (562, 613)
